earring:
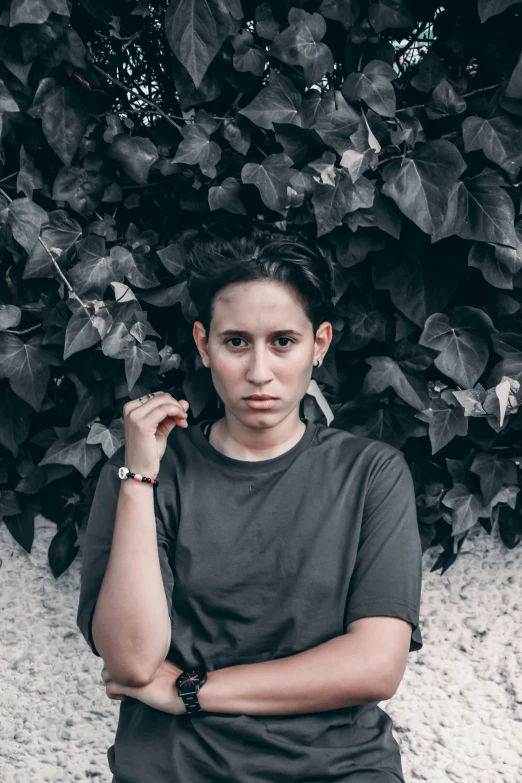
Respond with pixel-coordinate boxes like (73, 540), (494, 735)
(314, 359), (321, 368)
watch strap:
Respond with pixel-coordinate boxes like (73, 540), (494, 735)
(176, 668), (207, 716)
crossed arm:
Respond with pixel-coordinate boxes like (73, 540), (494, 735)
(104, 616), (412, 715)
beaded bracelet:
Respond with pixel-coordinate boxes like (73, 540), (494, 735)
(118, 466), (159, 487)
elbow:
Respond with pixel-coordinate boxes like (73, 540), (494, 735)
(104, 662), (158, 688)
(375, 684), (397, 702)
(120, 669), (156, 688)
(373, 671), (400, 702)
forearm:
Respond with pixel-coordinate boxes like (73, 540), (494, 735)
(197, 633), (390, 715)
(92, 480), (170, 685)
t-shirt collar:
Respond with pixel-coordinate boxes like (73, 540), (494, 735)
(188, 417), (317, 474)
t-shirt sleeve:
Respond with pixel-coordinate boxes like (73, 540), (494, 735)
(76, 447), (175, 658)
(344, 447), (423, 652)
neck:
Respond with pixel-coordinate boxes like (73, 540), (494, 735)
(210, 412), (306, 462)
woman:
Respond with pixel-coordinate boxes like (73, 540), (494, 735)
(77, 219), (423, 782)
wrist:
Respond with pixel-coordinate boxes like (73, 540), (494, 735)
(176, 668), (208, 715)
(170, 691), (187, 715)
(119, 466), (159, 483)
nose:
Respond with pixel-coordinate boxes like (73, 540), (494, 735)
(244, 345), (274, 385)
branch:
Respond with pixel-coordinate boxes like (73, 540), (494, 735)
(396, 21), (430, 58)
(368, 154), (406, 170)
(0, 186), (97, 325)
(86, 43), (182, 131)
(396, 82), (500, 115)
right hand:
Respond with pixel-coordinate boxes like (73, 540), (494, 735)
(123, 392), (189, 480)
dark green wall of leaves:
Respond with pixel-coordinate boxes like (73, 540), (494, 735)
(0, 0), (521, 577)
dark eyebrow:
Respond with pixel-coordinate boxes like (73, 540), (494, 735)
(218, 329), (303, 338)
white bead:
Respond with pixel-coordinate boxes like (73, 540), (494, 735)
(118, 467), (129, 479)
(134, 473), (142, 481)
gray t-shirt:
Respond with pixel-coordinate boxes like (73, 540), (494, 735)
(77, 417), (423, 783)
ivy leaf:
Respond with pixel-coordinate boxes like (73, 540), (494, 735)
(469, 242), (515, 289)
(172, 111), (221, 177)
(38, 436), (102, 478)
(209, 177), (248, 215)
(319, 0), (360, 30)
(165, 0), (239, 90)
(342, 59), (397, 116)
(478, 0), (522, 23)
(122, 340), (162, 392)
(381, 139), (466, 236)
(9, 0), (69, 25)
(68, 235), (121, 296)
(23, 209), (81, 280)
(363, 339), (433, 410)
(433, 169), (519, 247)
(410, 50), (448, 92)
(255, 3), (283, 40)
(241, 153), (294, 213)
(312, 169), (375, 236)
(109, 135), (159, 184)
(48, 523), (80, 579)
(337, 297), (387, 350)
(373, 248), (458, 327)
(442, 483), (490, 536)
(239, 69), (302, 131)
(27, 78), (90, 167)
(425, 78), (467, 120)
(487, 356), (522, 387)
(344, 189), (402, 238)
(17, 145), (43, 200)
(232, 30), (267, 77)
(470, 452), (518, 504)
(0, 79), (19, 112)
(333, 226), (386, 268)
(492, 332), (522, 357)
(8, 197), (48, 253)
(419, 306), (497, 387)
(503, 48), (522, 101)
(367, 0), (416, 32)
(156, 244), (185, 278)
(462, 113), (522, 179)
(270, 9), (334, 87)
(310, 90), (361, 154)
(0, 332), (62, 412)
(498, 505), (522, 549)
(109, 246), (159, 289)
(52, 164), (104, 216)
(418, 397), (469, 454)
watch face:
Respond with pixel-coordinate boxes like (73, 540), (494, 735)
(176, 668), (207, 691)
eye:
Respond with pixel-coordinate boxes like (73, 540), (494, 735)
(225, 337), (295, 349)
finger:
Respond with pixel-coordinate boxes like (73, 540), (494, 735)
(123, 390), (167, 416)
(137, 403), (189, 429)
(126, 394), (189, 422)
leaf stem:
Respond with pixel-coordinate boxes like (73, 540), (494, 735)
(86, 43), (182, 131)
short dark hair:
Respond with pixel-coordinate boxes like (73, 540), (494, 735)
(181, 218), (335, 337)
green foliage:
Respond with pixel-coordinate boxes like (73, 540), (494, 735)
(0, 0), (521, 577)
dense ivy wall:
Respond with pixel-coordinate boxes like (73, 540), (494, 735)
(0, 0), (521, 577)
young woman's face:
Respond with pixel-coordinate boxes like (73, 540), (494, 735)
(194, 280), (331, 424)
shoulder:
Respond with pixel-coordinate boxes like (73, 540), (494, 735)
(314, 421), (406, 469)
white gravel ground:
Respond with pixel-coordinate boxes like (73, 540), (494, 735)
(1, 513), (521, 783)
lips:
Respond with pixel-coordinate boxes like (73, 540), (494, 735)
(245, 396), (277, 400)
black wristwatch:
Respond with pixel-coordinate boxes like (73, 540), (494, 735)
(176, 668), (208, 715)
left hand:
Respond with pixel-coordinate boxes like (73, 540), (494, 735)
(101, 660), (187, 715)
